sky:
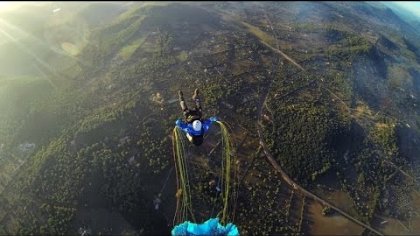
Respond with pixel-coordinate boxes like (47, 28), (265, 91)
(393, 1), (420, 17)
(0, 1), (16, 10)
(0, 1), (49, 12)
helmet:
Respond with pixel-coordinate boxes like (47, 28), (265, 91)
(192, 120), (202, 132)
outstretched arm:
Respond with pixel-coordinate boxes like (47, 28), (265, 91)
(202, 116), (218, 133)
(175, 119), (190, 134)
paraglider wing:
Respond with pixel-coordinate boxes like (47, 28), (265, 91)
(171, 218), (239, 236)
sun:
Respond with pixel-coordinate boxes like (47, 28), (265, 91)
(0, 1), (14, 7)
(0, 1), (20, 11)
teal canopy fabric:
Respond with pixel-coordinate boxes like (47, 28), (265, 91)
(172, 218), (239, 236)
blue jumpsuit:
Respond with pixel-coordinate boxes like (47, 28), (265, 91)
(176, 116), (218, 136)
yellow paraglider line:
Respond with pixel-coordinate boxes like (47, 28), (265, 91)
(217, 121), (232, 224)
(172, 127), (195, 225)
(172, 120), (238, 226)
(221, 122), (239, 224)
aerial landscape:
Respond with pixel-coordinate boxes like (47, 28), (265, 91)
(0, 1), (420, 235)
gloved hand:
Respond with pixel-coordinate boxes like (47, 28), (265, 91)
(209, 116), (218, 122)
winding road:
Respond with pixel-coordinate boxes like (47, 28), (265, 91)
(257, 126), (383, 235)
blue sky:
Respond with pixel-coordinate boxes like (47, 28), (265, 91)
(393, 1), (420, 17)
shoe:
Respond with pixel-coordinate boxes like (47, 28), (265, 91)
(192, 88), (199, 100)
(178, 90), (184, 100)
